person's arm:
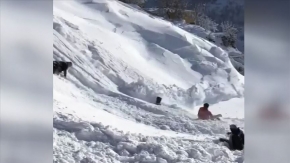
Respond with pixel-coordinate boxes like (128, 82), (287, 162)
(240, 132), (244, 145)
(208, 111), (215, 120)
(219, 138), (230, 146)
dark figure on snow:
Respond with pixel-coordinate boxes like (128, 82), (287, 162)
(219, 124), (244, 151)
(155, 97), (162, 105)
(53, 61), (72, 78)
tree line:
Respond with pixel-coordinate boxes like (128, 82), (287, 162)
(118, 0), (238, 48)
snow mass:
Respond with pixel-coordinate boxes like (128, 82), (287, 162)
(53, 0), (244, 162)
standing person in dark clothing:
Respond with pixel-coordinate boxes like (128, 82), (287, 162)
(219, 124), (244, 150)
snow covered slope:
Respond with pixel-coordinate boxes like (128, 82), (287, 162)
(53, 0), (244, 108)
(145, 0), (244, 53)
(53, 0), (244, 162)
(53, 76), (244, 163)
(174, 21), (245, 75)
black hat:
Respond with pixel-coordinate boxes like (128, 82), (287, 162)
(230, 124), (238, 129)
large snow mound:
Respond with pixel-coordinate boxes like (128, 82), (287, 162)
(54, 117), (244, 163)
(54, 76), (244, 162)
(174, 21), (245, 75)
(53, 0), (244, 108)
(53, 0), (245, 162)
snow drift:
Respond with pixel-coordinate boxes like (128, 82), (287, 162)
(53, 0), (244, 108)
(54, 113), (244, 163)
(53, 0), (244, 162)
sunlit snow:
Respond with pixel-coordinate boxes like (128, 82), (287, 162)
(53, 0), (244, 162)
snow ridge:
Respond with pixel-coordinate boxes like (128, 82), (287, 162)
(54, 115), (244, 163)
(53, 0), (243, 108)
(53, 0), (244, 162)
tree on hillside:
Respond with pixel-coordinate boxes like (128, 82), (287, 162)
(198, 15), (218, 32)
(198, 15), (218, 42)
(220, 21), (238, 47)
(186, 3), (219, 33)
(158, 0), (190, 19)
(190, 3), (206, 24)
(119, 0), (146, 7)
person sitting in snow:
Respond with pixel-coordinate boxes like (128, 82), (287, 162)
(219, 124), (244, 151)
(198, 103), (222, 120)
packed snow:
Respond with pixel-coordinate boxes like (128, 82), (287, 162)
(53, 0), (244, 162)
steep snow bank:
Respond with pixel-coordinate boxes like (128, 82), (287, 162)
(54, 76), (244, 135)
(175, 21), (245, 75)
(54, 118), (244, 163)
(53, 1), (245, 162)
(53, 0), (243, 108)
(53, 73), (244, 163)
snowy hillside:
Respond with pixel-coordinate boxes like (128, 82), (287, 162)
(144, 0), (244, 52)
(173, 21), (244, 75)
(53, 0), (244, 162)
(144, 0), (245, 73)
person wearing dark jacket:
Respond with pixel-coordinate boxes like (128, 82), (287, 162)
(219, 124), (244, 150)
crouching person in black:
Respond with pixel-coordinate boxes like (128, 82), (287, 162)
(219, 124), (244, 150)
(53, 61), (72, 78)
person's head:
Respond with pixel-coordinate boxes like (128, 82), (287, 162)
(203, 103), (209, 109)
(230, 124), (240, 133)
(230, 124), (237, 129)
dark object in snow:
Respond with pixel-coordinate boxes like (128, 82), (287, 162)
(219, 124), (244, 151)
(53, 61), (72, 78)
(155, 97), (162, 105)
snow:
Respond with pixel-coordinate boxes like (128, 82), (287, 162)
(53, 0), (244, 162)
